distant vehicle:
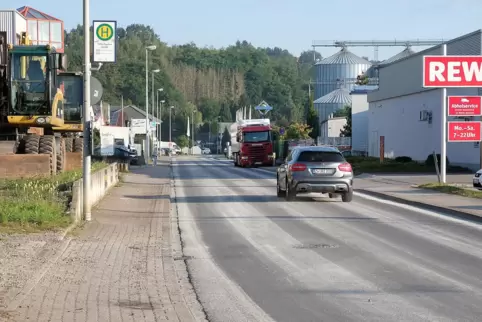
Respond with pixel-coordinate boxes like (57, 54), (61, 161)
(276, 146), (353, 202)
(230, 118), (274, 167)
(202, 148), (211, 154)
(473, 169), (482, 190)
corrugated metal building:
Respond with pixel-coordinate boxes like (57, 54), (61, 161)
(0, 10), (27, 44)
(367, 30), (482, 170)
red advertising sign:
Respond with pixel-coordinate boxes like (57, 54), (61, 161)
(447, 96), (482, 116)
(447, 121), (482, 142)
(423, 56), (482, 87)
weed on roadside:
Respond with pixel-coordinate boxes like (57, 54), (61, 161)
(0, 162), (108, 232)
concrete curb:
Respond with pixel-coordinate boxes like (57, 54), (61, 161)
(356, 189), (482, 222)
(56, 222), (77, 241)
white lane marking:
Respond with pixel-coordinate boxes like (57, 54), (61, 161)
(354, 191), (482, 231)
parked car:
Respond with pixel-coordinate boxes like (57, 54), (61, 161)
(202, 148), (211, 154)
(276, 146), (354, 202)
(473, 169), (482, 189)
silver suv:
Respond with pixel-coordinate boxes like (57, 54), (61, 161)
(276, 146), (353, 202)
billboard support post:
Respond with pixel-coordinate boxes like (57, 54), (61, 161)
(441, 43), (447, 184)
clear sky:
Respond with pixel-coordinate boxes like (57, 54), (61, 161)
(4, 0), (482, 60)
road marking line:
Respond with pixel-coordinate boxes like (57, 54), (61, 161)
(354, 191), (482, 230)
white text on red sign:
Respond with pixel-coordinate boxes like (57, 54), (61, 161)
(447, 96), (482, 116)
(423, 56), (482, 87)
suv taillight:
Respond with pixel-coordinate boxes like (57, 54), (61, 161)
(338, 162), (352, 172)
(290, 163), (306, 171)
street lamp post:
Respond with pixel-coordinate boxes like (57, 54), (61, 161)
(145, 45), (156, 162)
(157, 88), (163, 145)
(83, 0), (92, 220)
(150, 70), (160, 155)
(169, 106), (174, 150)
(159, 98), (165, 143)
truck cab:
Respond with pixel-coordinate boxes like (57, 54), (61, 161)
(233, 119), (275, 167)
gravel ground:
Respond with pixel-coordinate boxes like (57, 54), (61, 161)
(0, 231), (66, 316)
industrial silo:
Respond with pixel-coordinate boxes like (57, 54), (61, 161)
(379, 47), (415, 66)
(314, 88), (351, 124)
(314, 48), (371, 101)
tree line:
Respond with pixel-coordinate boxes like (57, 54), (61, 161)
(64, 24), (325, 141)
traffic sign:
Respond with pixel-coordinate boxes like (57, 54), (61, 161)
(279, 127), (285, 135)
(93, 20), (117, 63)
(447, 96), (482, 116)
(447, 121), (482, 142)
(423, 56), (482, 87)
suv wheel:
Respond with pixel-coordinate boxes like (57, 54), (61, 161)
(276, 177), (284, 197)
(285, 180), (295, 201)
(342, 189), (353, 202)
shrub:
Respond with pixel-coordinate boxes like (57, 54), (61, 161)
(394, 156), (412, 163)
(425, 153), (449, 167)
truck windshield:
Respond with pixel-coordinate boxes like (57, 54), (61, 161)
(58, 75), (82, 123)
(10, 52), (48, 114)
(243, 131), (270, 143)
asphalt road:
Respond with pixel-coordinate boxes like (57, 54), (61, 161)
(173, 156), (482, 322)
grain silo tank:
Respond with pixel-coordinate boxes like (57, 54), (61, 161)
(314, 88), (351, 124)
(380, 47), (414, 66)
(314, 48), (371, 101)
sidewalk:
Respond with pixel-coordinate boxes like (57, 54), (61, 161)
(2, 164), (204, 322)
(356, 174), (482, 219)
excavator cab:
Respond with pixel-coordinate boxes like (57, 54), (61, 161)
(53, 72), (84, 153)
(7, 45), (65, 127)
(56, 72), (83, 129)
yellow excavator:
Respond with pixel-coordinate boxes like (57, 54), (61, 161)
(0, 31), (67, 174)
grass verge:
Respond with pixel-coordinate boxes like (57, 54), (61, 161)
(0, 162), (108, 233)
(418, 183), (482, 199)
(346, 156), (472, 175)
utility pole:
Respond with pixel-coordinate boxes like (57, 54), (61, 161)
(82, 0), (91, 221)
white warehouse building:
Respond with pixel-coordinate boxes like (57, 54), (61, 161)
(367, 29), (482, 170)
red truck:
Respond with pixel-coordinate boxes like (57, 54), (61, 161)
(230, 118), (275, 167)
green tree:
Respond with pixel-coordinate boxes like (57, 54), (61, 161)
(177, 135), (189, 148)
(285, 122), (312, 140)
(63, 23), (314, 142)
(334, 105), (351, 117)
(306, 93), (319, 141)
(340, 106), (352, 137)
(221, 126), (231, 149)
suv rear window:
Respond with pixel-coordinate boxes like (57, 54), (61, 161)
(297, 151), (345, 162)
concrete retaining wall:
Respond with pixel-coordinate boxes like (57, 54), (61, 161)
(69, 163), (120, 223)
(0, 154), (51, 178)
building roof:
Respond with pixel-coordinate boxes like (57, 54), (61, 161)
(17, 6), (61, 21)
(379, 29), (482, 69)
(314, 88), (352, 104)
(350, 85), (379, 94)
(380, 47), (415, 65)
(110, 105), (161, 124)
(316, 48), (371, 65)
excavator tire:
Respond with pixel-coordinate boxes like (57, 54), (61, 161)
(24, 135), (40, 154)
(56, 137), (66, 173)
(39, 135), (57, 175)
(73, 137), (83, 153)
(64, 137), (74, 152)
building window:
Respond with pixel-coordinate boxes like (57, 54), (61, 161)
(50, 22), (62, 43)
(38, 21), (49, 45)
(28, 20), (38, 43)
